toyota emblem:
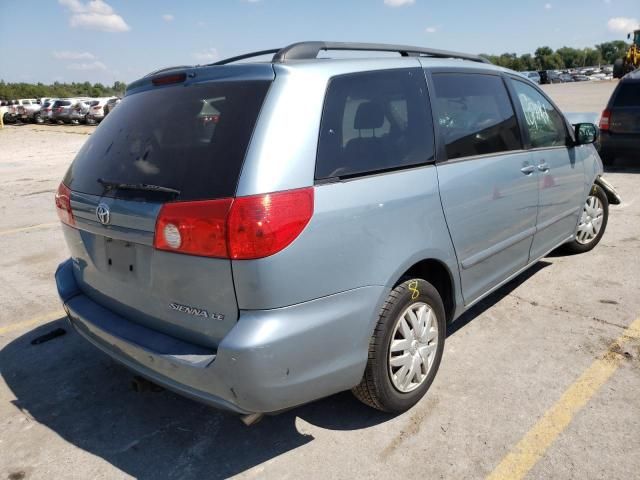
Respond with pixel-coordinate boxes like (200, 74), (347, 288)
(96, 203), (111, 225)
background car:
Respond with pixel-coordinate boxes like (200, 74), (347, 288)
(17, 99), (42, 123)
(599, 69), (640, 164)
(86, 97), (114, 124)
(538, 70), (561, 84)
(521, 71), (541, 84)
(38, 99), (58, 123)
(69, 100), (92, 124)
(51, 99), (75, 123)
(103, 97), (121, 116)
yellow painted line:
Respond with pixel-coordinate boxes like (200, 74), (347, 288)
(0, 222), (59, 237)
(487, 316), (640, 480)
(0, 310), (66, 336)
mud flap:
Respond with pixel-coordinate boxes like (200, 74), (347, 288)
(595, 176), (621, 205)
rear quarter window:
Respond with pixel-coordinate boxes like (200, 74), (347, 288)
(316, 68), (434, 180)
(63, 81), (271, 202)
(431, 73), (522, 160)
(613, 83), (640, 107)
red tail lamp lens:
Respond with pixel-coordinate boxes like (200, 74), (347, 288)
(154, 199), (233, 257)
(599, 109), (611, 131)
(55, 182), (75, 226)
(227, 188), (314, 260)
(153, 188), (314, 259)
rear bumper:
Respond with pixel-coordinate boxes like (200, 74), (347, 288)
(600, 132), (640, 157)
(56, 258), (384, 413)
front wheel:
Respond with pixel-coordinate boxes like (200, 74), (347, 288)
(352, 278), (446, 413)
(613, 59), (624, 79)
(563, 184), (609, 254)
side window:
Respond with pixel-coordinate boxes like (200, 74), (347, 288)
(431, 73), (521, 160)
(511, 80), (567, 148)
(316, 68), (434, 180)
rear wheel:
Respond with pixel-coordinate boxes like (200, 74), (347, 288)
(563, 184), (609, 254)
(352, 278), (445, 413)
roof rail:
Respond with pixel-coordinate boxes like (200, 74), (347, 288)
(273, 41), (491, 64)
(211, 41), (491, 66)
(211, 49), (280, 66)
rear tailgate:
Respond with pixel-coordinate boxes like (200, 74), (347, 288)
(611, 81), (640, 134)
(61, 67), (273, 348)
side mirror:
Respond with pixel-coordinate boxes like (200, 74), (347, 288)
(574, 123), (598, 145)
(628, 33), (632, 40)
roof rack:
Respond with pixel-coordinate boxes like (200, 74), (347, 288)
(210, 41), (491, 66)
(212, 49), (281, 66)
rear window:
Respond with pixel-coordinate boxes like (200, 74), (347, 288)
(54, 101), (71, 107)
(432, 73), (521, 160)
(63, 81), (271, 201)
(614, 83), (640, 107)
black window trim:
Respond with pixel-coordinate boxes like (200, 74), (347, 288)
(426, 69), (526, 164)
(313, 67), (436, 184)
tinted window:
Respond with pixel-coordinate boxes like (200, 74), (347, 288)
(613, 83), (640, 107)
(316, 68), (434, 180)
(512, 80), (567, 148)
(432, 74), (521, 160)
(54, 101), (71, 107)
(63, 81), (271, 201)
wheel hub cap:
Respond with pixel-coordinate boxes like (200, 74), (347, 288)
(576, 194), (604, 245)
(388, 302), (439, 393)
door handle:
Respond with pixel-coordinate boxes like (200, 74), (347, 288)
(537, 162), (550, 172)
(521, 165), (536, 175)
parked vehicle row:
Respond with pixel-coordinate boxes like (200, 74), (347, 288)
(0, 96), (120, 125)
(519, 67), (614, 84)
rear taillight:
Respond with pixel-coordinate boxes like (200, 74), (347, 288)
(55, 182), (75, 226)
(154, 198), (233, 257)
(227, 188), (314, 259)
(599, 109), (611, 131)
(153, 187), (314, 259)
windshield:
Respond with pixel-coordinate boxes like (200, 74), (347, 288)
(63, 81), (271, 202)
(634, 31), (640, 47)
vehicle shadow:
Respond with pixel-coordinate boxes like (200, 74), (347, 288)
(447, 260), (551, 337)
(0, 318), (393, 479)
(1, 262), (551, 479)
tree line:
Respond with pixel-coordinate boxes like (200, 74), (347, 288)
(480, 41), (630, 71)
(0, 40), (632, 100)
(0, 80), (127, 101)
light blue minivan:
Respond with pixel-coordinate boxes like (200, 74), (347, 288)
(55, 42), (620, 419)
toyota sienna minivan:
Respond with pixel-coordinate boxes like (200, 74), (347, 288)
(55, 42), (620, 418)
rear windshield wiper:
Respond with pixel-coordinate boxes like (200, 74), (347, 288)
(97, 178), (181, 196)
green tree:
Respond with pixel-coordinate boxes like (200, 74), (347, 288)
(596, 41), (631, 64)
(583, 48), (603, 67)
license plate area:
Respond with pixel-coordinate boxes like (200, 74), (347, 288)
(105, 238), (137, 277)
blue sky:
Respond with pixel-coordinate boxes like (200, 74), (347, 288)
(0, 0), (638, 84)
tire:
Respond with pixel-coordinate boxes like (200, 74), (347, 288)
(563, 184), (609, 254)
(613, 59), (624, 79)
(352, 278), (446, 413)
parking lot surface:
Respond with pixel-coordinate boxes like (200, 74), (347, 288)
(0, 80), (638, 480)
